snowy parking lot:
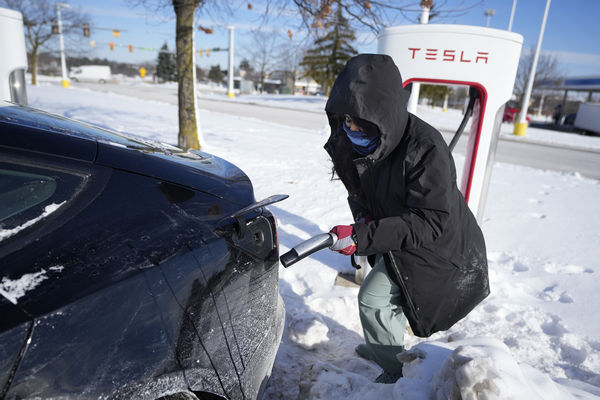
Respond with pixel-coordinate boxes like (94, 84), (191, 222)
(25, 82), (600, 399)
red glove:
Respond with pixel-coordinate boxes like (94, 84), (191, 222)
(329, 225), (357, 256)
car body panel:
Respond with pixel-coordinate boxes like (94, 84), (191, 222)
(0, 104), (284, 399)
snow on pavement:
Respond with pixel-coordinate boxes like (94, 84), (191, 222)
(25, 84), (600, 399)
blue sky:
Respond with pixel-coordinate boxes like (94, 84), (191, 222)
(61, 0), (600, 77)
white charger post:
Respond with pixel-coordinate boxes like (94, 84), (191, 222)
(378, 25), (523, 222)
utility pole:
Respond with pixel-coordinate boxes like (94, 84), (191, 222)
(508, 0), (517, 31)
(57, 3), (70, 88)
(537, 91), (545, 115)
(484, 9), (496, 27)
(514, 0), (551, 136)
(227, 26), (235, 98)
(407, 0), (431, 114)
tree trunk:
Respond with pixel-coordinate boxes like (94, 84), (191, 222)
(173, 0), (200, 150)
(31, 45), (39, 86)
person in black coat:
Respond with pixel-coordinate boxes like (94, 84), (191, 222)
(325, 54), (489, 384)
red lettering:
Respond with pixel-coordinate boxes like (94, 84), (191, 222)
(407, 47), (487, 64)
(476, 52), (489, 64)
(443, 49), (455, 62)
(425, 48), (438, 60)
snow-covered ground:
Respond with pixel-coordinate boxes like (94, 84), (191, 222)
(24, 84), (600, 399)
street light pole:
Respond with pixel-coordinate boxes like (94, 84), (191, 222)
(514, 0), (551, 136)
(485, 9), (496, 27)
(227, 26), (235, 98)
(508, 0), (517, 31)
(57, 3), (70, 88)
(407, 0), (431, 114)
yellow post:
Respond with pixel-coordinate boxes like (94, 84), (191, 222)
(61, 80), (70, 88)
(513, 121), (527, 136)
(227, 92), (234, 98)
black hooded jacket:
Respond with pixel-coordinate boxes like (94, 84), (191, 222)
(325, 54), (489, 337)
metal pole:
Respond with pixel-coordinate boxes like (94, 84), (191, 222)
(484, 9), (496, 27)
(407, 1), (430, 114)
(537, 91), (545, 115)
(508, 0), (517, 31)
(227, 26), (235, 98)
(514, 0), (551, 136)
(57, 3), (70, 88)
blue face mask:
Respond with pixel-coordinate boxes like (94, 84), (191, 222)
(343, 124), (380, 156)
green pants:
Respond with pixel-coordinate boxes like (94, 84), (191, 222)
(358, 255), (407, 375)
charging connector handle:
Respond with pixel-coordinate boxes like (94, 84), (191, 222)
(280, 233), (338, 268)
(449, 87), (479, 152)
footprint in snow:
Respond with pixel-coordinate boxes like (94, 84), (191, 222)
(540, 285), (573, 303)
(527, 198), (543, 204)
(512, 261), (529, 273)
(544, 263), (588, 275)
(529, 213), (547, 219)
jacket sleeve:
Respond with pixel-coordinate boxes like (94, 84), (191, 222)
(353, 143), (452, 255)
(347, 193), (370, 222)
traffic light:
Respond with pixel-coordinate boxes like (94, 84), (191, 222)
(198, 49), (204, 57)
(129, 44), (133, 53)
(113, 29), (120, 37)
(109, 42), (114, 51)
(83, 23), (90, 37)
(51, 19), (58, 34)
(206, 48), (210, 57)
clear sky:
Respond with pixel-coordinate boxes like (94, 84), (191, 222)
(58, 0), (600, 77)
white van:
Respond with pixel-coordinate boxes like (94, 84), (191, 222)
(70, 65), (112, 83)
(0, 7), (28, 104)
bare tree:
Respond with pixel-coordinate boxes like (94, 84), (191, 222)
(172, 0), (200, 150)
(276, 35), (309, 95)
(0, 0), (89, 85)
(514, 47), (565, 106)
(266, 0), (482, 34)
(243, 29), (283, 93)
(131, 0), (233, 150)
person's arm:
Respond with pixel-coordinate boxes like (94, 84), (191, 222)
(353, 143), (452, 255)
(347, 193), (370, 222)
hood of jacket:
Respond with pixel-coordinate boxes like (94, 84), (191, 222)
(325, 54), (410, 163)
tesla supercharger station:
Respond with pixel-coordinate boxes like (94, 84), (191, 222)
(378, 24), (523, 223)
(0, 7), (28, 105)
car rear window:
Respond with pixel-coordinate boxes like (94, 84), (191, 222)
(0, 169), (57, 222)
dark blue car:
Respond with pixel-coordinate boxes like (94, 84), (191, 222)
(0, 103), (285, 400)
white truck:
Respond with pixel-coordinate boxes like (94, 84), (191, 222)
(0, 6), (28, 104)
(69, 65), (112, 83)
(574, 103), (600, 136)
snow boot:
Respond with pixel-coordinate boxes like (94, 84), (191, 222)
(355, 343), (372, 360)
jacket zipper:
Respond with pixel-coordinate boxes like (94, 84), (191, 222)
(386, 251), (424, 332)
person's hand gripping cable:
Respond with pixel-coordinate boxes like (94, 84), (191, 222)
(329, 225), (357, 255)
